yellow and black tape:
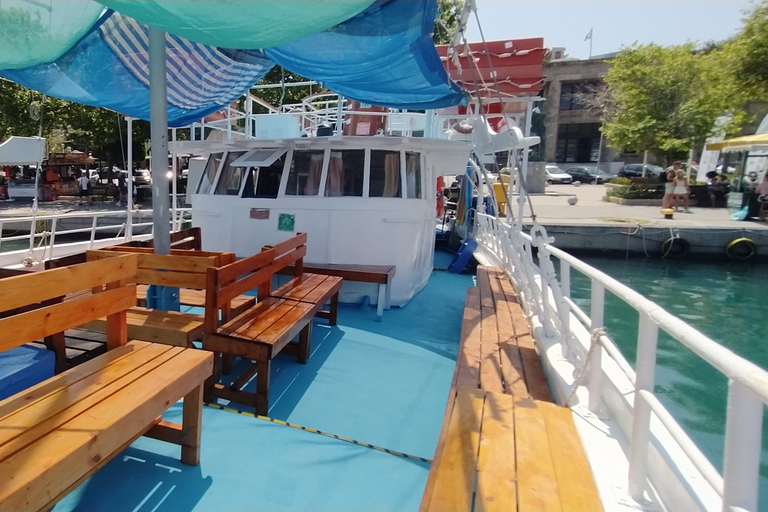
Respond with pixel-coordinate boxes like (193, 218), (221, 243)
(204, 402), (432, 463)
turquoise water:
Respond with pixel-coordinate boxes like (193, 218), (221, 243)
(569, 255), (768, 506)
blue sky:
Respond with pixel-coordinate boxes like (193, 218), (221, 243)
(465, 0), (755, 59)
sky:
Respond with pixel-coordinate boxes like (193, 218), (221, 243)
(465, 0), (756, 60)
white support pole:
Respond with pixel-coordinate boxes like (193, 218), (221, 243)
(245, 94), (253, 138)
(722, 380), (763, 512)
(335, 95), (344, 136)
(587, 281), (605, 413)
(628, 313), (659, 500)
(642, 150), (649, 177)
(149, 27), (170, 255)
(171, 128), (177, 231)
(126, 116), (134, 240)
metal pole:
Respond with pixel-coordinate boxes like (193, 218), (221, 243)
(171, 128), (177, 231)
(149, 27), (170, 255)
(126, 116), (134, 240)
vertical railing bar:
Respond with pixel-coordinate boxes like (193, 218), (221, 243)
(722, 380), (763, 512)
(628, 313), (659, 499)
(587, 281), (605, 413)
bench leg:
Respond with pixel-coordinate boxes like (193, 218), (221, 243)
(256, 359), (270, 416)
(297, 323), (312, 364)
(376, 284), (386, 322)
(385, 279), (392, 310)
(204, 352), (221, 403)
(181, 383), (204, 465)
(329, 292), (339, 326)
(222, 353), (234, 375)
(44, 331), (67, 374)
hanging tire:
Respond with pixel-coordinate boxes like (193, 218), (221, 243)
(661, 237), (690, 258)
(726, 238), (756, 260)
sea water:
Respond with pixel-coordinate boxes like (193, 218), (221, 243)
(568, 255), (768, 507)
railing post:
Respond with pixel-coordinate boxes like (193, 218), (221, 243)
(722, 380), (763, 512)
(561, 261), (571, 299)
(89, 216), (98, 247)
(628, 313), (659, 500)
(48, 218), (58, 259)
(587, 281), (605, 413)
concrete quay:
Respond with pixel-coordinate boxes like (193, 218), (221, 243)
(511, 184), (768, 259)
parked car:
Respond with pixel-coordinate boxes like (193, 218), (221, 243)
(545, 165), (573, 184)
(132, 168), (151, 186)
(617, 164), (663, 178)
(564, 166), (612, 184)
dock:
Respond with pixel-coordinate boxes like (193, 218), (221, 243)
(507, 184), (768, 257)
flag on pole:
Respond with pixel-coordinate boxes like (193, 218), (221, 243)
(584, 28), (593, 41)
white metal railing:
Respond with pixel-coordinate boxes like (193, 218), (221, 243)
(474, 212), (768, 512)
(0, 208), (192, 263)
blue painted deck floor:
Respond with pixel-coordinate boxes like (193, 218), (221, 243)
(54, 252), (474, 511)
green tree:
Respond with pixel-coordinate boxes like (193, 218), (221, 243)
(433, 1), (463, 45)
(726, 0), (768, 98)
(602, 44), (745, 164)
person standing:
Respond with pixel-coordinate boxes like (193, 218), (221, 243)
(673, 168), (691, 212)
(77, 171), (90, 205)
(662, 161), (680, 209)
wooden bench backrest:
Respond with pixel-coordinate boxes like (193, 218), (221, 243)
(0, 255), (138, 353)
(263, 232), (307, 277)
(204, 248), (275, 333)
(86, 249), (235, 290)
(114, 227), (202, 251)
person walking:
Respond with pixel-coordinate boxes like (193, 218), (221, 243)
(673, 168), (691, 212)
(77, 171), (90, 205)
(662, 161), (681, 209)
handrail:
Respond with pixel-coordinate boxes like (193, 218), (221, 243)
(474, 212), (766, 512)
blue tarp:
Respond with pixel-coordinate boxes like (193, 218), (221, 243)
(0, 1), (464, 126)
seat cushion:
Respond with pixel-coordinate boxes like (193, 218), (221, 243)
(0, 344), (55, 401)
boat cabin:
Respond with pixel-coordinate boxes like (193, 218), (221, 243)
(173, 136), (471, 306)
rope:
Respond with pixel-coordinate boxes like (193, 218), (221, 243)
(204, 402), (432, 463)
(564, 327), (605, 406)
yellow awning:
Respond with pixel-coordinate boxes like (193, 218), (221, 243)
(706, 133), (768, 152)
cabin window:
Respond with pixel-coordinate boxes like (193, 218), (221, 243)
(241, 154), (287, 198)
(197, 152), (223, 194)
(405, 152), (421, 199)
(325, 150), (364, 197)
(214, 151), (247, 195)
(369, 150), (401, 198)
(285, 150), (324, 196)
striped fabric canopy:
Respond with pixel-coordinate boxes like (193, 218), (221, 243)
(0, 1), (464, 126)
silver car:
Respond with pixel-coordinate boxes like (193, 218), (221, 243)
(545, 165), (573, 184)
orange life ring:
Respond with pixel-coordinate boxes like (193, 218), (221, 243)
(436, 176), (445, 218)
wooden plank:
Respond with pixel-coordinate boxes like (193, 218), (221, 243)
(517, 334), (553, 403)
(491, 276), (529, 398)
(0, 286), (136, 353)
(0, 342), (178, 461)
(136, 268), (208, 289)
(0, 348), (212, 511)
(454, 287), (481, 390)
(81, 307), (204, 347)
(514, 398), (562, 511)
(215, 249), (274, 287)
(424, 389), (484, 511)
(479, 304), (504, 393)
(278, 263), (395, 284)
(541, 402), (603, 511)
(476, 267), (496, 310)
(0, 254), (137, 312)
(419, 387), (458, 511)
(474, 392), (517, 512)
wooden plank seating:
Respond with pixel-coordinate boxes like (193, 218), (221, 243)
(420, 266), (603, 512)
(278, 262), (395, 320)
(203, 234), (342, 415)
(265, 233), (343, 326)
(81, 248), (250, 347)
(0, 255), (213, 511)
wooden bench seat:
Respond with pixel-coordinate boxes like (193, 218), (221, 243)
(204, 234), (342, 415)
(81, 306), (205, 347)
(0, 255), (212, 511)
(279, 262), (394, 320)
(420, 266), (602, 511)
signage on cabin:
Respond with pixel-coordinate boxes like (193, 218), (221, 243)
(249, 208), (269, 220)
(278, 213), (295, 232)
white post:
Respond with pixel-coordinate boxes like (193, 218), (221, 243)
(335, 95), (344, 136)
(148, 27), (170, 255)
(521, 98), (533, 189)
(171, 128), (177, 231)
(245, 93), (253, 138)
(722, 380), (763, 512)
(628, 313), (659, 499)
(642, 150), (648, 177)
(561, 262), (571, 299)
(126, 116), (134, 240)
(587, 281), (605, 412)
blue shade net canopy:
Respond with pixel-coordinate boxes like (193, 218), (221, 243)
(0, 0), (465, 127)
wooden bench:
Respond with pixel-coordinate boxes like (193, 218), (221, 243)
(80, 249), (241, 347)
(203, 235), (342, 415)
(0, 255), (213, 511)
(420, 266), (603, 512)
(279, 262), (395, 320)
